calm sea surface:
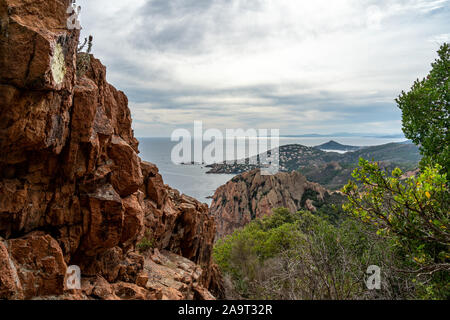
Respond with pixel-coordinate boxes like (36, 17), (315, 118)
(138, 137), (405, 205)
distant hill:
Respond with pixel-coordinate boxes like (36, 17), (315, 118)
(341, 142), (420, 163)
(281, 133), (405, 138)
(206, 142), (421, 190)
(315, 140), (361, 152)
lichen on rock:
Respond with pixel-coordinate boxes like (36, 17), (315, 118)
(51, 42), (66, 85)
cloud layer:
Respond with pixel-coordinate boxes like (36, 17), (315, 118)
(77, 0), (449, 136)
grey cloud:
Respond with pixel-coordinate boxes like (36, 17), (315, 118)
(129, 0), (287, 53)
(130, 0), (216, 52)
(77, 0), (449, 136)
(141, 0), (213, 16)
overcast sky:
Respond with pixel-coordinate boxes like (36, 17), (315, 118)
(77, 0), (449, 137)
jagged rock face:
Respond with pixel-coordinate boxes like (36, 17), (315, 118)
(139, 162), (220, 291)
(0, 0), (222, 300)
(210, 169), (331, 238)
(0, 232), (67, 300)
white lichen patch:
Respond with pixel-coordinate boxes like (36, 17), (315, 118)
(2, 240), (21, 290)
(51, 43), (66, 84)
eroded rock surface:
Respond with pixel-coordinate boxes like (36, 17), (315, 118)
(0, 0), (222, 300)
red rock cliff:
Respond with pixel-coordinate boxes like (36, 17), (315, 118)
(0, 0), (222, 300)
(210, 169), (337, 238)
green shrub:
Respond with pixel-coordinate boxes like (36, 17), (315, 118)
(343, 160), (449, 299)
(76, 35), (93, 78)
(213, 208), (412, 299)
(136, 229), (155, 254)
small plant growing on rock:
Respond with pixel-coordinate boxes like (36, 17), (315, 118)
(137, 229), (155, 254)
(76, 35), (93, 78)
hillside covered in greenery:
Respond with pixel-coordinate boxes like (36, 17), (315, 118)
(207, 141), (421, 190)
(215, 208), (421, 299)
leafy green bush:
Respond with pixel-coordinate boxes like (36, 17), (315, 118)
(136, 229), (155, 254)
(214, 208), (301, 278)
(214, 208), (412, 299)
(343, 160), (449, 299)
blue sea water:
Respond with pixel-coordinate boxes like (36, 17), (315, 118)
(137, 137), (405, 205)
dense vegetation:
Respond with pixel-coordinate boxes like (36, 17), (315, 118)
(214, 208), (417, 299)
(343, 162), (449, 299)
(213, 44), (449, 300)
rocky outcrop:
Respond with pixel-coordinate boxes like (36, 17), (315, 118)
(210, 169), (338, 238)
(0, 0), (221, 300)
(0, 232), (67, 300)
(139, 162), (222, 294)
